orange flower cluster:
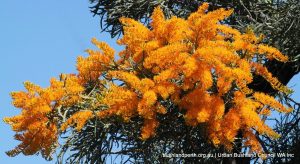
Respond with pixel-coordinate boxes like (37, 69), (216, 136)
(98, 3), (292, 151)
(77, 38), (115, 84)
(4, 3), (293, 158)
(97, 83), (139, 121)
(61, 110), (94, 132)
(4, 75), (83, 158)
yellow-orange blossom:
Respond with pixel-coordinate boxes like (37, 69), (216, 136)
(4, 3), (292, 158)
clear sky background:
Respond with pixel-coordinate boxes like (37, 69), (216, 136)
(0, 1), (299, 163)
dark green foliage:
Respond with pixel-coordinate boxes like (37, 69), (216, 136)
(89, 0), (202, 37)
(56, 103), (227, 163)
(259, 94), (300, 163)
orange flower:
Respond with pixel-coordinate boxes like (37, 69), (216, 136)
(5, 3), (292, 158)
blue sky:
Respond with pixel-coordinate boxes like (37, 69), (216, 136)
(0, 1), (299, 163)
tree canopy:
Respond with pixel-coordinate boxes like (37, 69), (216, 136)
(88, 1), (300, 163)
(90, 0), (300, 90)
(4, 3), (298, 163)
